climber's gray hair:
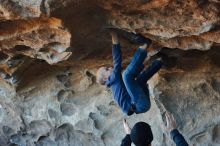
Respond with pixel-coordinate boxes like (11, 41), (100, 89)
(96, 67), (107, 85)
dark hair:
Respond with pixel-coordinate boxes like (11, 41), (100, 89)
(130, 122), (153, 146)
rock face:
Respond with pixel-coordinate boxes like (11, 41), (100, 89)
(0, 0), (220, 146)
(0, 48), (220, 146)
(0, 0), (72, 85)
(149, 47), (220, 146)
(0, 62), (164, 146)
(101, 0), (220, 50)
(0, 17), (71, 63)
(0, 16), (71, 84)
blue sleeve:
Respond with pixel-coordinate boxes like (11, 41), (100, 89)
(120, 134), (132, 146)
(112, 44), (122, 73)
(170, 129), (189, 146)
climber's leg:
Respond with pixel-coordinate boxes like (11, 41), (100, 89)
(122, 44), (151, 114)
(124, 44), (148, 76)
(137, 60), (162, 83)
(123, 69), (151, 114)
(129, 60), (162, 110)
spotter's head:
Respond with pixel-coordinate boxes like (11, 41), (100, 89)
(130, 122), (153, 146)
(96, 66), (113, 85)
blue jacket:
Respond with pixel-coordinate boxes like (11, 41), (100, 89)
(120, 129), (189, 146)
(106, 44), (132, 115)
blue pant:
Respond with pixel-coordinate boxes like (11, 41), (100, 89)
(122, 48), (162, 114)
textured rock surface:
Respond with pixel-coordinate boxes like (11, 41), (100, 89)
(0, 47), (219, 146)
(149, 47), (220, 146)
(0, 62), (164, 146)
(0, 17), (71, 62)
(0, 16), (71, 84)
(0, 0), (220, 146)
(101, 0), (220, 50)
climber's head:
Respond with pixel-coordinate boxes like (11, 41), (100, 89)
(96, 65), (113, 85)
(130, 122), (153, 146)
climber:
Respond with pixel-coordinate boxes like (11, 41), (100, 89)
(121, 111), (189, 146)
(96, 30), (162, 116)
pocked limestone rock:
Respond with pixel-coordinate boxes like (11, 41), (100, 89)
(0, 46), (218, 146)
(100, 0), (220, 50)
(0, 16), (71, 84)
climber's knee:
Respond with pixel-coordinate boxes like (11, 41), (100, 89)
(134, 100), (151, 114)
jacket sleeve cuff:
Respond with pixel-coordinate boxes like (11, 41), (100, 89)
(112, 43), (120, 47)
(124, 134), (132, 143)
(170, 129), (179, 139)
(121, 134), (132, 146)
